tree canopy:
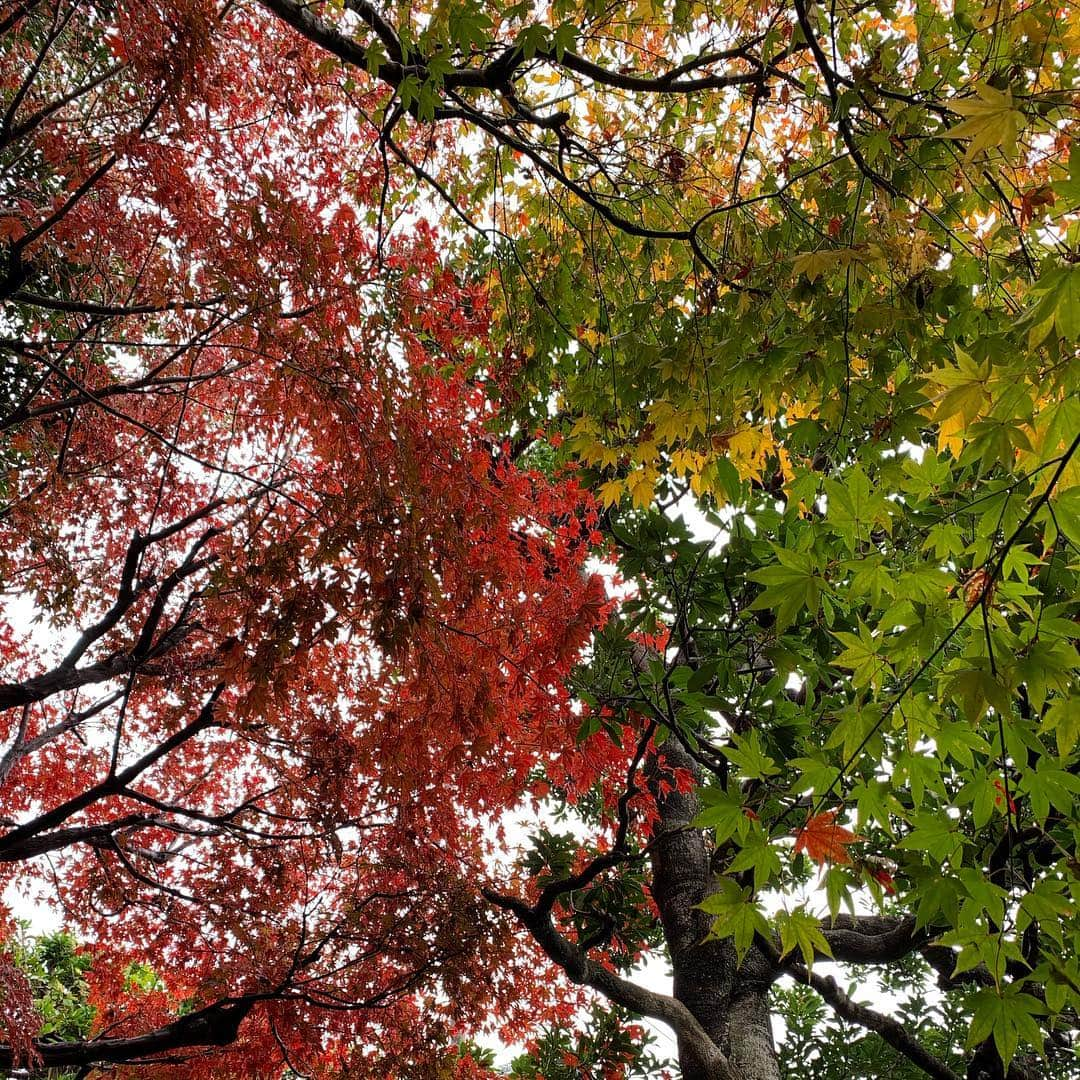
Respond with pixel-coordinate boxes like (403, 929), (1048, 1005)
(1, 0), (1078, 1078)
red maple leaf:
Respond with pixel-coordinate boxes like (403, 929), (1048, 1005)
(794, 811), (862, 865)
(867, 866), (897, 894)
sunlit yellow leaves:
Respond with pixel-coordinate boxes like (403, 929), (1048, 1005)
(792, 248), (859, 282)
(574, 435), (621, 469)
(628, 466), (658, 509)
(1060, 14), (1080, 55)
(934, 412), (966, 460)
(728, 425), (775, 484)
(633, 439), (660, 466)
(631, 0), (662, 20)
(647, 399), (704, 444)
(596, 477), (625, 507)
(893, 11), (917, 40)
(944, 84), (1026, 161)
(791, 245), (884, 283)
(595, 467), (659, 509)
(881, 227), (937, 277)
(784, 396), (820, 423)
(669, 447), (706, 477)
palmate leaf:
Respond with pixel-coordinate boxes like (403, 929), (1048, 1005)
(727, 828), (783, 892)
(747, 549), (825, 630)
(776, 908), (833, 971)
(897, 815), (965, 865)
(843, 555), (895, 605)
(1022, 265), (1080, 345)
(793, 811), (861, 866)
(697, 878), (772, 963)
(9, 0), (1080, 1073)
(721, 730), (781, 781)
(966, 987), (1046, 1069)
(693, 788), (754, 845)
(824, 466), (891, 553)
(1044, 699), (1080, 758)
(832, 621), (887, 689)
(944, 83), (1026, 161)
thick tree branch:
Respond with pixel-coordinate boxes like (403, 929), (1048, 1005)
(0, 813), (152, 861)
(776, 953), (960, 1080)
(0, 998), (257, 1069)
(819, 914), (930, 963)
(483, 888), (735, 1079)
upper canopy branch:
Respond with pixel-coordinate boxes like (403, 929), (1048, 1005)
(255, 0), (790, 272)
(264, 0), (770, 98)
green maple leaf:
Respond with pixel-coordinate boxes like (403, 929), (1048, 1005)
(832, 621), (887, 690)
(1022, 265), (1080, 345)
(727, 829), (783, 892)
(748, 549), (824, 630)
(1044, 699), (1080, 758)
(698, 878), (772, 963)
(897, 814), (964, 864)
(777, 908), (833, 971)
(967, 987), (1046, 1069)
(693, 788), (753, 845)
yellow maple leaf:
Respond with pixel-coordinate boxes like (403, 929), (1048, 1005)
(647, 400), (687, 445)
(937, 410), (966, 457)
(792, 249), (843, 282)
(632, 439), (660, 466)
(791, 248), (864, 283)
(669, 448), (705, 477)
(627, 468), (656, 510)
(923, 347), (993, 436)
(569, 415), (599, 437)
(597, 478), (625, 507)
(944, 84), (1025, 161)
(572, 435), (620, 468)
(728, 426), (772, 483)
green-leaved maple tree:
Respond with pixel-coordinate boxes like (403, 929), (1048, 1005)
(2, 0), (1079, 1078)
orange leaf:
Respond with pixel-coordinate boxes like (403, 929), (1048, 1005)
(794, 810), (862, 865)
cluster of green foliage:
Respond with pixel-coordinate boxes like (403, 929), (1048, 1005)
(12, 930), (93, 1045)
(6, 929), (92, 1078)
(479, 1), (1080, 1066)
(773, 972), (969, 1080)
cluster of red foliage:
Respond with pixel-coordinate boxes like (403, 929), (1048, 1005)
(0, 1), (632, 1072)
(0, 953), (37, 1065)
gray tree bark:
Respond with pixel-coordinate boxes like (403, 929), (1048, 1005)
(650, 738), (780, 1080)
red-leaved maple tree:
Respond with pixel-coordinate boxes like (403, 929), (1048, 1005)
(0, 2), (626, 1073)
